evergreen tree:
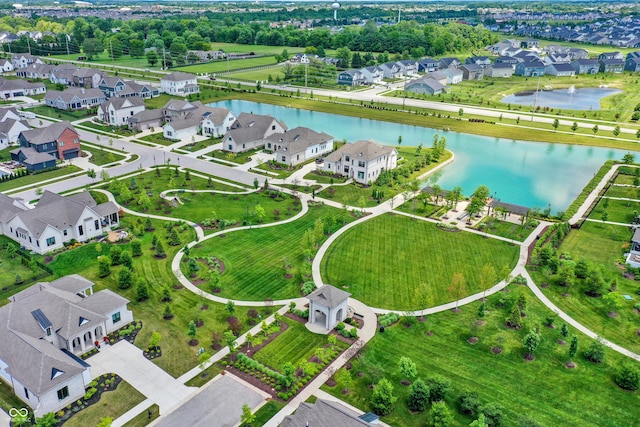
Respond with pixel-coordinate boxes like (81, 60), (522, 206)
(98, 257), (111, 278)
(121, 251), (133, 269)
(118, 268), (133, 289)
(407, 378), (430, 412)
(167, 228), (181, 246)
(155, 241), (166, 258)
(370, 378), (397, 416)
(430, 401), (453, 427)
(136, 279), (149, 301)
(523, 329), (540, 359)
(568, 336), (578, 361)
(131, 240), (142, 257)
(110, 246), (122, 265)
(427, 375), (451, 403)
(187, 320), (197, 343)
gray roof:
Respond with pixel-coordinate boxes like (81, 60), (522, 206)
(269, 126), (333, 155)
(281, 399), (371, 427)
(0, 77), (45, 92)
(162, 71), (196, 82)
(548, 63), (575, 72)
(129, 108), (164, 124)
(20, 121), (77, 145)
(47, 274), (93, 295)
(0, 118), (29, 135)
(45, 88), (104, 103)
(73, 68), (102, 78)
(324, 139), (396, 164)
(200, 107), (232, 126)
(307, 285), (350, 308)
(164, 99), (201, 113)
(0, 192), (28, 223)
(488, 200), (530, 216)
(11, 146), (56, 166)
(632, 228), (640, 243)
(427, 70), (448, 80)
(99, 96), (145, 114)
(0, 106), (19, 121)
(226, 113), (286, 144)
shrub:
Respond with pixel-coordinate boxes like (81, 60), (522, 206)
(335, 322), (345, 331)
(584, 339), (605, 363)
(615, 365), (640, 390)
(458, 391), (480, 414)
(378, 312), (400, 327)
(427, 375), (451, 403)
(407, 378), (430, 412)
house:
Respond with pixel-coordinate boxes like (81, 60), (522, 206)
(417, 57), (440, 73)
(0, 118), (30, 149)
(424, 70), (448, 86)
(128, 109), (164, 132)
(97, 97), (146, 127)
(459, 64), (484, 80)
(441, 68), (464, 84)
(187, 50), (225, 61)
(568, 48), (589, 60)
(160, 72), (199, 96)
(307, 285), (350, 331)
(515, 60), (546, 77)
(223, 113), (287, 153)
(378, 62), (402, 79)
(494, 56), (519, 66)
(360, 66), (384, 84)
(626, 228), (640, 268)
(599, 58), (625, 73)
(439, 57), (461, 69)
(163, 116), (202, 141)
(0, 58), (13, 73)
(49, 64), (78, 86)
(625, 51), (640, 72)
(163, 99), (201, 121)
(0, 77), (46, 99)
(10, 147), (57, 171)
(337, 69), (365, 86)
(0, 106), (22, 123)
(544, 53), (573, 65)
(571, 59), (600, 75)
(0, 275), (132, 416)
(521, 38), (540, 49)
(465, 56), (492, 68)
(267, 126), (333, 166)
(0, 190), (119, 253)
(282, 399), (378, 427)
(98, 77), (159, 99)
(396, 59), (418, 76)
(291, 53), (310, 64)
(200, 107), (236, 138)
(545, 63), (576, 77)
(44, 88), (106, 111)
(322, 139), (397, 185)
(11, 54), (42, 69)
(14, 121), (81, 166)
(72, 68), (104, 89)
(485, 63), (515, 78)
(598, 52), (623, 61)
(404, 76), (449, 95)
(16, 63), (55, 80)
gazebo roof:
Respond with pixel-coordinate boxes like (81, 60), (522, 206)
(307, 285), (350, 308)
(488, 200), (530, 216)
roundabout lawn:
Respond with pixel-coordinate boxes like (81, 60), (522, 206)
(320, 214), (519, 311)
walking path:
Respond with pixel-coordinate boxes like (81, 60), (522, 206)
(569, 163), (621, 225)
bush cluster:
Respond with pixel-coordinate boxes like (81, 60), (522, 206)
(378, 312), (400, 327)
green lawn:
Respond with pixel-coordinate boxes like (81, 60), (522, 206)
(176, 56), (279, 74)
(25, 105), (93, 121)
(0, 165), (82, 193)
(254, 319), (339, 371)
(80, 121), (137, 137)
(590, 197), (640, 223)
(530, 220), (640, 354)
(323, 285), (640, 427)
(84, 147), (126, 166)
(251, 400), (286, 427)
(604, 185), (640, 199)
(122, 404), (159, 427)
(47, 216), (273, 376)
(144, 94), (175, 109)
(0, 237), (53, 306)
(0, 145), (15, 161)
(138, 132), (178, 146)
(207, 147), (261, 164)
(475, 217), (539, 242)
(321, 214), (519, 310)
(177, 137), (220, 154)
(303, 170), (348, 184)
(187, 204), (355, 301)
(64, 380), (145, 427)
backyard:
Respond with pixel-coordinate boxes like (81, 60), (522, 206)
(321, 214), (520, 311)
(0, 237), (53, 306)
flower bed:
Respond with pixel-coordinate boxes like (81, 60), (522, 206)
(106, 320), (142, 345)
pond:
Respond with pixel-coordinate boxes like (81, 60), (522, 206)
(210, 100), (631, 212)
(500, 87), (622, 111)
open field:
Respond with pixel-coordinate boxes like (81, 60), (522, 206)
(187, 204), (354, 301)
(323, 285), (640, 427)
(176, 56), (279, 74)
(321, 214), (519, 310)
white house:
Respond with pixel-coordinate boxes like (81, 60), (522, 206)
(200, 107), (236, 138)
(441, 68), (464, 84)
(0, 275), (133, 417)
(0, 59), (14, 74)
(97, 97), (146, 127)
(0, 77), (46, 99)
(0, 118), (29, 148)
(223, 113), (287, 153)
(163, 105), (235, 140)
(322, 139), (398, 185)
(267, 126), (334, 166)
(307, 285), (350, 331)
(11, 54), (42, 69)
(160, 71), (199, 96)
(0, 191), (119, 254)
(361, 66), (384, 84)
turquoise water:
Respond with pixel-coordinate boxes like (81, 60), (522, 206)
(211, 100), (630, 212)
(501, 88), (622, 111)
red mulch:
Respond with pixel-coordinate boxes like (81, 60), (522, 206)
(284, 312), (308, 324)
(284, 274), (294, 279)
(173, 284), (184, 290)
(491, 346), (502, 354)
(345, 362), (352, 370)
(357, 372), (364, 377)
(195, 320), (204, 327)
(468, 337), (479, 345)
(475, 320), (485, 326)
(524, 354), (535, 361)
(557, 339), (566, 345)
(425, 331), (434, 336)
(607, 312), (619, 318)
(565, 362), (576, 369)
(326, 379), (337, 387)
(189, 339), (199, 347)
(400, 380), (411, 386)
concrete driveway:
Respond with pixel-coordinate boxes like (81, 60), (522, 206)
(89, 341), (196, 415)
(150, 373), (269, 427)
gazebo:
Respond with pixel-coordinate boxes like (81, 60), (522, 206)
(487, 200), (530, 220)
(307, 285), (350, 331)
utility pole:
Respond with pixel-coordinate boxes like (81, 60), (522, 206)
(305, 62), (308, 89)
(26, 37), (31, 55)
(110, 39), (114, 63)
(65, 36), (70, 59)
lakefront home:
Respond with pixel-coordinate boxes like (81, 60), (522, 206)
(322, 139), (397, 185)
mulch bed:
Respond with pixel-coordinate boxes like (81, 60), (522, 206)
(491, 346), (502, 354)
(143, 346), (162, 360)
(557, 339), (566, 345)
(565, 362), (576, 369)
(475, 320), (485, 327)
(105, 320), (142, 346)
(425, 331), (434, 336)
(400, 380), (411, 386)
(173, 284), (184, 290)
(468, 337), (479, 345)
(524, 354), (535, 362)
(607, 312), (619, 318)
(285, 312), (308, 325)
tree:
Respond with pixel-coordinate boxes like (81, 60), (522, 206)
(226, 300), (236, 316)
(458, 108), (464, 119)
(407, 378), (430, 412)
(398, 356), (417, 380)
(224, 330), (237, 352)
(427, 375), (451, 402)
(149, 331), (161, 349)
(163, 304), (173, 319)
(560, 323), (569, 337)
(35, 412), (57, 427)
(568, 336), (578, 361)
(98, 256), (111, 277)
(327, 334), (337, 349)
(458, 391), (480, 415)
(82, 38), (103, 59)
(470, 414), (489, 427)
(613, 125), (621, 138)
(602, 292), (623, 315)
(481, 402), (505, 427)
(615, 364), (640, 390)
(130, 39), (144, 58)
(623, 152), (636, 164)
(131, 239), (142, 257)
(137, 192), (151, 211)
(584, 338), (605, 363)
(136, 278), (149, 301)
(370, 378), (397, 416)
(146, 49), (159, 66)
(552, 118), (559, 131)
(523, 328), (540, 359)
(571, 122), (578, 133)
(254, 205), (266, 223)
(592, 124), (599, 135)
(121, 251), (133, 269)
(448, 272), (467, 309)
(110, 246), (122, 265)
(187, 320), (197, 344)
(167, 228), (181, 246)
(430, 401), (453, 427)
(505, 304), (522, 329)
(118, 267), (133, 289)
(155, 241), (166, 258)
(397, 135), (403, 146)
(240, 403), (256, 426)
(95, 418), (113, 427)
(335, 46), (352, 68)
(584, 266), (605, 297)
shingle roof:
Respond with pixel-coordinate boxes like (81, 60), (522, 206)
(226, 113), (286, 144)
(281, 399), (370, 427)
(162, 71), (196, 82)
(99, 96), (145, 114)
(45, 88), (104, 103)
(324, 139), (396, 164)
(10, 146), (56, 166)
(307, 285), (350, 308)
(269, 126), (333, 155)
(0, 192), (28, 223)
(0, 77), (45, 92)
(20, 121), (77, 145)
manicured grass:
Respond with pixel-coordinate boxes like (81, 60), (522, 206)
(613, 174), (636, 186)
(208, 147), (260, 164)
(0, 378), (33, 418)
(254, 319), (343, 371)
(322, 285), (640, 427)
(64, 380), (145, 427)
(475, 216), (539, 242)
(0, 145), (15, 161)
(80, 121), (137, 137)
(303, 170), (348, 184)
(47, 216), (272, 376)
(321, 214), (519, 310)
(144, 94), (175, 109)
(562, 161), (614, 221)
(25, 105), (93, 121)
(122, 404), (159, 427)
(251, 400), (286, 427)
(184, 365), (223, 388)
(0, 237), (53, 306)
(0, 165), (82, 193)
(531, 220), (640, 354)
(604, 185), (640, 199)
(395, 200), (445, 218)
(177, 137), (220, 154)
(84, 147), (126, 166)
(187, 204), (355, 301)
(138, 132), (178, 146)
(591, 197), (640, 223)
(176, 56), (279, 74)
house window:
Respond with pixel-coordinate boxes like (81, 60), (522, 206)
(345, 156), (350, 162)
(94, 220), (99, 230)
(78, 225), (84, 236)
(63, 229), (68, 236)
(46, 327), (51, 336)
(24, 387), (29, 399)
(358, 161), (365, 167)
(343, 166), (349, 173)
(167, 131), (172, 137)
(282, 156), (286, 162)
(46, 236), (56, 246)
(59, 141), (64, 147)
(112, 312), (121, 323)
(57, 386), (69, 401)
(358, 171), (365, 180)
(228, 145), (233, 150)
